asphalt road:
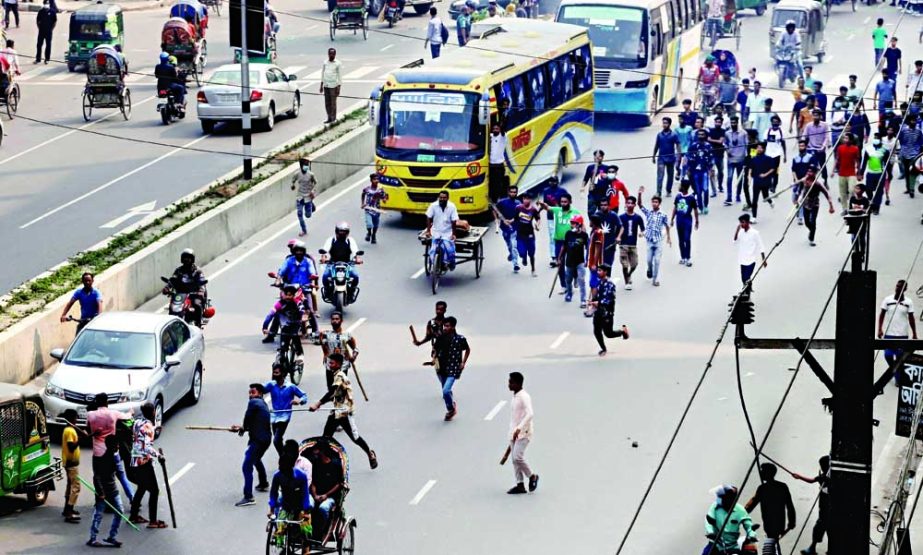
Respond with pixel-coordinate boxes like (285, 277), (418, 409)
(3, 3), (923, 554)
(0, 0), (439, 293)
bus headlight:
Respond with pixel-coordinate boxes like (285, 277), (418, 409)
(378, 175), (400, 186)
(448, 174), (486, 189)
(625, 79), (650, 89)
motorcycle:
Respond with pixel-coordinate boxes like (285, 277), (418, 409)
(267, 272), (320, 344)
(318, 249), (363, 313)
(384, 0), (402, 27)
(774, 47), (800, 89)
(157, 88), (186, 125)
(161, 276), (214, 328)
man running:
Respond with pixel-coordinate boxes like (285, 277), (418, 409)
(493, 185), (522, 272)
(360, 173), (388, 244)
(320, 311), (358, 389)
(265, 363), (308, 457)
(431, 317), (470, 421)
(231, 383), (272, 507)
(505, 371), (538, 495)
(589, 264), (629, 356)
(653, 117), (681, 197)
(512, 192), (542, 276)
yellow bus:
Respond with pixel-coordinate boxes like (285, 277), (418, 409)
(369, 19), (595, 215)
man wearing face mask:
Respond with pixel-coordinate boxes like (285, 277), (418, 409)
(291, 158), (316, 238)
(704, 485), (758, 554)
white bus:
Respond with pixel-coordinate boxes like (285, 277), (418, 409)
(556, 0), (704, 123)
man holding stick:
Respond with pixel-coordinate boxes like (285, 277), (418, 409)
(265, 362), (308, 457)
(87, 436), (127, 547)
(231, 383), (272, 507)
(504, 372), (538, 495)
(320, 311), (358, 389)
(431, 316), (471, 421)
(411, 300), (447, 364)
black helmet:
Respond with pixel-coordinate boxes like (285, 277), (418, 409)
(181, 248), (195, 263)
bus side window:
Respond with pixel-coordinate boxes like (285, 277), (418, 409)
(572, 46), (592, 94)
(526, 66), (547, 118)
(688, 0), (696, 24)
(506, 75), (529, 129)
(548, 59), (568, 108)
(674, 0), (685, 31)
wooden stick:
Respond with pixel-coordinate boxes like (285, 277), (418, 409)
(548, 267), (559, 298)
(409, 324), (420, 345)
(185, 425), (235, 432)
(749, 442), (795, 476)
(76, 475), (140, 531)
(345, 345), (369, 402)
(500, 445), (512, 465)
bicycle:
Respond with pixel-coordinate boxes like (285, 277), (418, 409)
(277, 325), (304, 385)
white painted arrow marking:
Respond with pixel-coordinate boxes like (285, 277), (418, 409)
(100, 201), (157, 229)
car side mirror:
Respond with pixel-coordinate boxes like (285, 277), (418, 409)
(288, 74), (297, 82)
(50, 348), (65, 361)
(164, 355), (182, 369)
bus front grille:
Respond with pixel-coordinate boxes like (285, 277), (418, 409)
(408, 166), (442, 177)
(401, 178), (449, 189)
(407, 192), (441, 203)
(594, 70), (611, 88)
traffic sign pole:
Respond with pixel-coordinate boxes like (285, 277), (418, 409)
(239, 0), (252, 180)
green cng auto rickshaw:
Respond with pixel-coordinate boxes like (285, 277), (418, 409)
(0, 384), (62, 505)
(66, 3), (125, 72)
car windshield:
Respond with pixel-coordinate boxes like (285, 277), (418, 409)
(210, 70), (261, 86)
(65, 330), (156, 369)
(378, 90), (485, 156)
(70, 20), (109, 41)
(771, 9), (806, 28)
(557, 5), (647, 68)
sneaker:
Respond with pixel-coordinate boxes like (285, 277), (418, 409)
(679, 258), (686, 265)
(723, 200), (732, 206)
(646, 268), (652, 279)
(371, 236), (377, 244)
(598, 349), (608, 356)
(797, 217), (803, 225)
(549, 261), (557, 268)
(102, 538), (123, 548)
(564, 295), (572, 302)
(255, 483), (269, 492)
(810, 240), (816, 246)
(621, 325), (630, 340)
(369, 450), (379, 470)
(686, 260), (693, 267)
(65, 515), (82, 524)
(507, 483), (527, 494)
(653, 280), (660, 287)
(579, 302), (586, 309)
(531, 270), (537, 277)
(235, 497), (256, 507)
(513, 265), (520, 273)
(528, 474), (540, 492)
(444, 407), (457, 421)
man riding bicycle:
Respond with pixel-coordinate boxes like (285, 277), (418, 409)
(704, 485), (758, 554)
(276, 240), (320, 339)
(262, 284), (305, 366)
(425, 190), (459, 271)
(267, 445), (312, 555)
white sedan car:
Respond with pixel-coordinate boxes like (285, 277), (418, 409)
(197, 63), (302, 134)
(42, 312), (205, 434)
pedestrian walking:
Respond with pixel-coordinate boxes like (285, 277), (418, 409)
(310, 353), (378, 469)
(724, 116), (748, 205)
(745, 81), (765, 125)
(883, 37), (902, 81)
(61, 409), (82, 523)
(128, 402), (167, 529)
(511, 192), (541, 276)
(676, 117), (693, 178)
(874, 69), (898, 120)
(595, 200), (622, 269)
(790, 140), (813, 224)
(602, 165), (630, 213)
(749, 143), (775, 222)
(558, 214), (589, 307)
(60, 272), (102, 333)
(411, 300), (446, 364)
(589, 264), (629, 356)
(863, 136), (887, 214)
(265, 363), (307, 457)
(581, 149), (608, 197)
(505, 372), (538, 494)
(539, 192), (580, 285)
(797, 166), (835, 246)
(3, 0), (18, 29)
(360, 173), (388, 244)
(898, 115), (923, 198)
(734, 213), (766, 293)
(873, 18), (888, 68)
(749, 97), (777, 143)
(35, 0), (56, 64)
(488, 123), (508, 201)
(803, 108), (830, 180)
(618, 197), (644, 290)
(319, 48), (341, 124)
(424, 7), (445, 59)
(745, 463), (796, 555)
(86, 393), (134, 506)
(687, 129), (714, 214)
(456, 3), (471, 46)
(764, 116), (786, 193)
(231, 383), (271, 507)
(493, 185), (522, 272)
(878, 279), (917, 372)
(652, 117), (681, 197)
(707, 114), (727, 198)
(431, 316), (471, 421)
(792, 456), (831, 555)
(908, 60), (923, 99)
(637, 186), (671, 287)
(670, 180), (699, 267)
(736, 79), (751, 124)
(291, 158), (316, 238)
(87, 436), (125, 548)
(541, 176), (566, 266)
(834, 132), (861, 212)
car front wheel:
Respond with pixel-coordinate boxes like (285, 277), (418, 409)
(185, 364), (203, 405)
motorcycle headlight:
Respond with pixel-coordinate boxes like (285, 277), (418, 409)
(44, 383), (65, 399)
(118, 389), (147, 403)
(336, 270), (346, 277)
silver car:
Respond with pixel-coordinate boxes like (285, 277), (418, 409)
(42, 312), (205, 434)
(196, 63), (302, 134)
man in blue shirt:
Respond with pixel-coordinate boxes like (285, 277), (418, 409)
(274, 241), (319, 338)
(652, 117), (681, 197)
(492, 185), (522, 272)
(898, 115), (923, 198)
(265, 363), (308, 457)
(736, 78), (751, 123)
(589, 264), (629, 356)
(617, 197), (645, 290)
(686, 129), (715, 214)
(874, 69), (897, 117)
(60, 272), (102, 332)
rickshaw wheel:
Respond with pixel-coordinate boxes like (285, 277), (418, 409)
(120, 89), (132, 121)
(6, 84), (19, 119)
(423, 245), (432, 276)
(337, 518), (356, 554)
(474, 243), (483, 278)
(82, 92), (93, 122)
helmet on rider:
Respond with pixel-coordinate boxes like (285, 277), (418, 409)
(291, 241), (307, 255)
(168, 55), (178, 66)
(705, 55), (715, 64)
(159, 51), (169, 63)
(335, 221), (350, 235)
(180, 248), (195, 265)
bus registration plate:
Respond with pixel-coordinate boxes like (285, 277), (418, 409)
(417, 155), (435, 163)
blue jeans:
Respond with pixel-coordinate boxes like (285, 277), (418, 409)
(706, 17), (722, 48)
(364, 210), (380, 230)
(242, 441), (270, 498)
(437, 374), (456, 410)
(166, 82), (186, 105)
(691, 170), (709, 209)
(517, 235), (536, 264)
(676, 219), (692, 260)
(646, 241), (663, 281)
(501, 227), (519, 267)
(875, 48), (885, 67)
(726, 161), (745, 202)
(656, 160), (676, 196)
(90, 487), (123, 542)
(429, 238), (456, 269)
(113, 453), (134, 504)
(563, 264), (586, 302)
(430, 43), (441, 58)
(296, 199), (313, 234)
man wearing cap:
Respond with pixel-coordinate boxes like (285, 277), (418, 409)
(734, 213), (766, 293)
(588, 264), (629, 356)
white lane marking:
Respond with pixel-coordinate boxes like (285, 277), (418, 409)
(304, 69), (322, 80)
(125, 68), (151, 83)
(717, 397), (728, 402)
(550, 331), (570, 350)
(208, 176), (369, 281)
(863, 16), (870, 23)
(169, 462), (195, 486)
(410, 267), (425, 279)
(47, 70), (76, 82)
(282, 65), (306, 77)
(306, 24), (318, 31)
(0, 95), (157, 168)
(346, 317), (367, 333)
(380, 44), (394, 52)
(17, 65), (58, 81)
(100, 200), (157, 229)
(409, 480), (437, 505)
(20, 135), (210, 229)
(483, 400), (507, 421)
(343, 66), (379, 80)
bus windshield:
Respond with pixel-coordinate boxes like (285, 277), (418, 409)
(557, 4), (647, 68)
(378, 90), (485, 159)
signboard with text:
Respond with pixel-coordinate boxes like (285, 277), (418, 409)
(895, 354), (923, 439)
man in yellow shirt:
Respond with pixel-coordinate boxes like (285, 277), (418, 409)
(61, 409), (82, 523)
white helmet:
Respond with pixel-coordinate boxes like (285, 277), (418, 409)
(335, 221), (350, 233)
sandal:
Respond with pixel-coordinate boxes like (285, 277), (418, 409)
(147, 520), (168, 529)
(130, 515), (149, 524)
(86, 540), (104, 548)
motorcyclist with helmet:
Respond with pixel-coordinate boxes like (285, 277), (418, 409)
(154, 51), (186, 111)
(163, 248), (207, 324)
(698, 55), (721, 112)
(274, 240), (320, 340)
(776, 20), (804, 78)
(320, 222), (362, 297)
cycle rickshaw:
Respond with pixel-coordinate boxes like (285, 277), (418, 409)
(702, 0), (743, 50)
(81, 45), (131, 122)
(161, 17), (207, 86)
(0, 30), (19, 120)
(418, 225), (487, 295)
(266, 436), (357, 555)
(329, 0), (369, 41)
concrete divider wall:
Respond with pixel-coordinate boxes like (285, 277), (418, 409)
(0, 123), (374, 385)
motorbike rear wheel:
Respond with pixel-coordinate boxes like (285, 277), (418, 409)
(161, 104), (172, 125)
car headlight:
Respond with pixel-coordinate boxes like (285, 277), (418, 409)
(44, 383), (64, 399)
(118, 389), (147, 403)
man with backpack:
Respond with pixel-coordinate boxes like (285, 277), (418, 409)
(424, 7), (447, 59)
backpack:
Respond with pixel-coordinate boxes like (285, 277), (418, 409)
(440, 23), (449, 45)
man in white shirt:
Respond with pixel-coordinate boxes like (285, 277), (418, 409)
(506, 371), (538, 494)
(734, 213), (766, 293)
(488, 123), (507, 200)
(425, 190), (459, 270)
(745, 81), (766, 128)
(423, 7), (443, 59)
(318, 47), (342, 124)
(907, 60), (923, 99)
(878, 279), (918, 372)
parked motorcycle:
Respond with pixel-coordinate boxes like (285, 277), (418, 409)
(161, 276), (214, 328)
(318, 249), (363, 313)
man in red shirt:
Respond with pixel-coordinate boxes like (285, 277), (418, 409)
(834, 133), (861, 214)
(603, 167), (630, 213)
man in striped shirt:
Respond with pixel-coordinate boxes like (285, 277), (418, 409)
(637, 187), (672, 287)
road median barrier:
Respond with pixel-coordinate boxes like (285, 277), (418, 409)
(0, 101), (372, 384)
